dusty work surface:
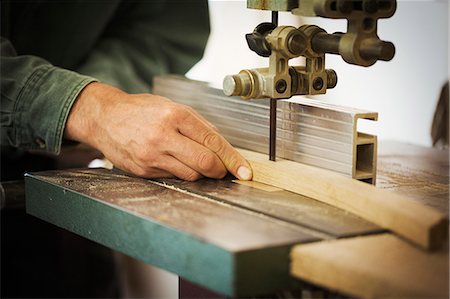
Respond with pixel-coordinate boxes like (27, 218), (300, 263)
(24, 141), (448, 296)
(377, 141), (449, 213)
(25, 170), (379, 296)
(153, 177), (379, 238)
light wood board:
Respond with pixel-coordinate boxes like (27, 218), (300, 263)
(238, 148), (448, 250)
(291, 233), (449, 298)
(377, 141), (449, 213)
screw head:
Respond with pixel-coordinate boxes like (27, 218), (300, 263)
(313, 77), (324, 91)
(275, 79), (287, 94)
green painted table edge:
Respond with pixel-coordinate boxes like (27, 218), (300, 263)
(25, 174), (299, 297)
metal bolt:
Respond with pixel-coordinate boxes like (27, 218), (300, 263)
(313, 77), (324, 91)
(275, 79), (287, 93)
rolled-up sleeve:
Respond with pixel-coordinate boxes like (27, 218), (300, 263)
(1, 37), (96, 154)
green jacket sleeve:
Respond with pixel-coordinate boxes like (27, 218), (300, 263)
(0, 37), (96, 154)
(76, 0), (210, 93)
(1, 0), (209, 154)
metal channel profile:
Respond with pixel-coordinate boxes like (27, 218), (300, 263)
(153, 75), (378, 184)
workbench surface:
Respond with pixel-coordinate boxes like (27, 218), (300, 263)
(24, 141), (448, 297)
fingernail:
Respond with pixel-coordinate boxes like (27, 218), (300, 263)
(237, 166), (252, 180)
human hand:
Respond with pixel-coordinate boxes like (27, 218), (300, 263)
(65, 82), (253, 181)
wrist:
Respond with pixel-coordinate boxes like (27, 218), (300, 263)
(64, 82), (124, 150)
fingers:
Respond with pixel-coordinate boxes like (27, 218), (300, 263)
(127, 152), (203, 181)
(120, 159), (175, 179)
(167, 134), (227, 179)
(156, 155), (203, 181)
(127, 140), (203, 181)
(178, 113), (253, 181)
(140, 169), (174, 179)
(185, 106), (219, 132)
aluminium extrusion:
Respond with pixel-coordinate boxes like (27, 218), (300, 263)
(153, 75), (378, 184)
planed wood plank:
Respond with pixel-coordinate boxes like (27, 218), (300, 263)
(239, 149), (448, 250)
(290, 233), (449, 298)
(232, 180), (283, 192)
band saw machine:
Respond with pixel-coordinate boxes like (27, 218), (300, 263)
(19, 1), (450, 298)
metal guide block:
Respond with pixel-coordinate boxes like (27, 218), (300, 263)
(153, 75), (378, 184)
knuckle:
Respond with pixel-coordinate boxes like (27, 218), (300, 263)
(135, 147), (150, 163)
(146, 133), (159, 146)
(154, 95), (172, 103)
(149, 131), (166, 147)
(134, 147), (160, 169)
(160, 104), (183, 122)
(178, 103), (190, 111)
(197, 151), (216, 172)
(183, 171), (202, 182)
(146, 129), (170, 149)
(163, 107), (177, 121)
(184, 105), (196, 115)
(148, 158), (161, 169)
(203, 132), (223, 153)
(177, 105), (192, 121)
(132, 166), (150, 178)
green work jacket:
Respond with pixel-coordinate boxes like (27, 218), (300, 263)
(0, 0), (210, 161)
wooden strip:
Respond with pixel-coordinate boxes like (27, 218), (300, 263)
(290, 234), (449, 298)
(232, 180), (282, 192)
(239, 149), (448, 250)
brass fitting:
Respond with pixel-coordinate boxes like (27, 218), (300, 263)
(224, 25), (338, 99)
(223, 66), (337, 99)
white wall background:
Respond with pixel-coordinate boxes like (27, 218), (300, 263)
(188, 0), (449, 147)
